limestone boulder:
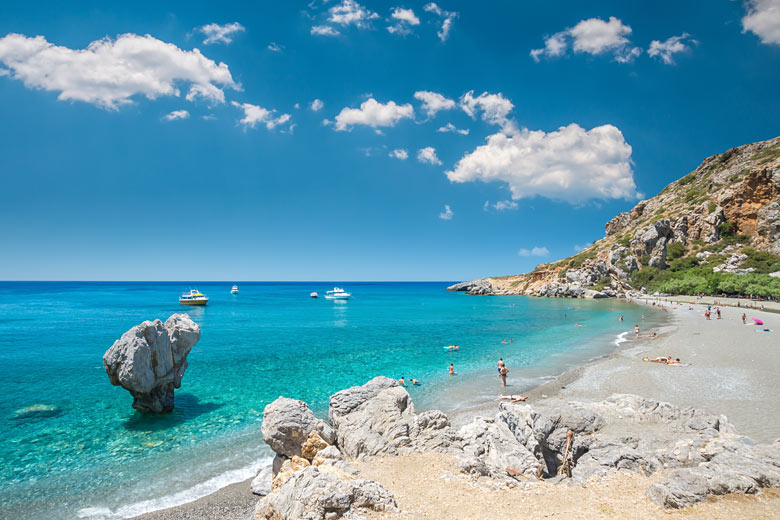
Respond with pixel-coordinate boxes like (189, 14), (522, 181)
(254, 466), (397, 520)
(103, 314), (200, 413)
(328, 377), (458, 458)
(262, 397), (335, 459)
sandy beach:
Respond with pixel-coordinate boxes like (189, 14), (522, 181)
(133, 298), (780, 519)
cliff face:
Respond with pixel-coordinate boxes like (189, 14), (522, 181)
(450, 135), (780, 297)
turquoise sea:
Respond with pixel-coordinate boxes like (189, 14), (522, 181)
(0, 282), (662, 519)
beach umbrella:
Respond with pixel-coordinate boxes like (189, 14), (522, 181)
(753, 318), (764, 325)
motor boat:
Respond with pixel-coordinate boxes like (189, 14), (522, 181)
(324, 287), (351, 300)
(231, 285), (239, 294)
(310, 292), (318, 298)
(179, 289), (209, 306)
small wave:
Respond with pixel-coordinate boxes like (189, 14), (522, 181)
(77, 457), (272, 519)
(613, 331), (629, 346)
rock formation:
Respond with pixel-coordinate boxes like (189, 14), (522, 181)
(448, 135), (780, 297)
(254, 379), (780, 516)
(103, 313), (200, 413)
(328, 376), (458, 458)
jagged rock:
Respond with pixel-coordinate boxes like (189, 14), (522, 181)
(254, 466), (398, 520)
(646, 440), (780, 508)
(458, 415), (540, 480)
(272, 455), (311, 491)
(262, 397), (335, 459)
(301, 431), (330, 461)
(446, 278), (494, 295)
(103, 314), (200, 413)
(757, 201), (780, 254)
(328, 377), (458, 458)
(251, 463), (274, 496)
(312, 445), (343, 466)
(583, 289), (607, 299)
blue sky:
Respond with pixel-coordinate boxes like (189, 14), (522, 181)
(1, 0), (779, 281)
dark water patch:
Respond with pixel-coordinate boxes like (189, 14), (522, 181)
(122, 394), (223, 431)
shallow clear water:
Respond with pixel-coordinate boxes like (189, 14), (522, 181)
(0, 282), (661, 519)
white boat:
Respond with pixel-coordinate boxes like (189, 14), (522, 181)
(179, 289), (209, 306)
(231, 285), (239, 294)
(324, 287), (351, 300)
(310, 292), (318, 298)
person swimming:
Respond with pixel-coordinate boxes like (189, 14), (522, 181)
(409, 378), (420, 385)
(398, 377), (406, 386)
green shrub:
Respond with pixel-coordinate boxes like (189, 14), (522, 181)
(678, 172), (697, 186)
(741, 247), (780, 274)
(707, 202), (717, 213)
(666, 242), (685, 261)
(718, 221), (737, 236)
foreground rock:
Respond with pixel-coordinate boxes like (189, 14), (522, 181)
(103, 314), (200, 413)
(254, 466), (397, 520)
(329, 376), (458, 458)
(256, 379), (780, 514)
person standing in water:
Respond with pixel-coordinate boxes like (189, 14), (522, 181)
(499, 364), (509, 387)
(497, 358), (505, 377)
(449, 363), (455, 375)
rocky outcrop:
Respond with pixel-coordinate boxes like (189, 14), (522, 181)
(454, 135), (780, 298)
(254, 466), (398, 520)
(262, 397), (336, 459)
(446, 278), (494, 295)
(328, 376), (458, 458)
(257, 380), (780, 514)
(103, 314), (200, 413)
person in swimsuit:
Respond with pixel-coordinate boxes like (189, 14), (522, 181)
(409, 378), (420, 385)
(449, 363), (455, 375)
(497, 358), (505, 377)
(742, 313), (747, 324)
(498, 395), (527, 402)
(499, 364), (509, 387)
(398, 377), (406, 386)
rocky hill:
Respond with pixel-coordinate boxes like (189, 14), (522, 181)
(449, 135), (780, 298)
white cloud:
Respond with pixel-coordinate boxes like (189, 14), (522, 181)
(163, 109), (190, 121)
(446, 123), (639, 204)
(460, 90), (516, 133)
(647, 33), (694, 65)
(333, 98), (414, 131)
(389, 148), (408, 160)
(388, 7), (420, 35)
(518, 246), (549, 257)
(413, 90), (455, 118)
(232, 101), (291, 130)
(437, 122), (469, 135)
(424, 2), (457, 42)
(267, 42), (283, 52)
(439, 204), (454, 220)
(310, 98), (324, 111)
(530, 16), (641, 63)
(328, 0), (379, 28)
(311, 25), (340, 36)
(417, 146), (442, 165)
(198, 22), (245, 45)
(0, 33), (237, 110)
(202, 114), (216, 120)
(573, 242), (593, 252)
(483, 200), (518, 211)
(743, 0), (780, 45)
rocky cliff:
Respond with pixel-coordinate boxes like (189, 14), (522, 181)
(449, 135), (780, 297)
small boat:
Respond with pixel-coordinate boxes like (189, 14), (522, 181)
(179, 289), (209, 306)
(231, 285), (239, 294)
(310, 292), (318, 298)
(324, 287), (351, 300)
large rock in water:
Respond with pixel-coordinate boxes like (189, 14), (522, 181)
(103, 314), (200, 413)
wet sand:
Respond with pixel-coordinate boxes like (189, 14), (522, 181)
(132, 298), (780, 519)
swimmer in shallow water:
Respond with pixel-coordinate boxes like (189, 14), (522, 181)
(398, 377), (406, 386)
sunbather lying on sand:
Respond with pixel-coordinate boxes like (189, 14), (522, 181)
(637, 332), (658, 338)
(498, 394), (527, 402)
(643, 356), (682, 365)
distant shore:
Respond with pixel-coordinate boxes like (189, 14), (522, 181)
(132, 297), (780, 519)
